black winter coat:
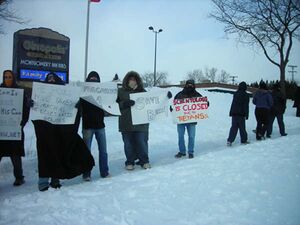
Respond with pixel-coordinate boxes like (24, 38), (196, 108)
(174, 87), (202, 100)
(270, 89), (286, 115)
(79, 99), (105, 129)
(229, 83), (250, 118)
(117, 72), (149, 132)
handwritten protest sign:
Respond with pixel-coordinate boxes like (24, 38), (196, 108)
(172, 96), (209, 124)
(30, 82), (80, 124)
(130, 88), (170, 125)
(0, 88), (23, 140)
(80, 81), (120, 115)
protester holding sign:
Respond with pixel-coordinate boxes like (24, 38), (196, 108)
(0, 70), (30, 186)
(173, 80), (202, 159)
(117, 71), (150, 170)
(227, 82), (250, 146)
(78, 71), (109, 181)
(32, 72), (94, 191)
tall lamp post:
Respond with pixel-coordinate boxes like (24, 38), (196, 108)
(148, 26), (163, 86)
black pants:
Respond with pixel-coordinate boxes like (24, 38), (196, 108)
(255, 108), (270, 140)
(0, 155), (23, 179)
(267, 113), (285, 136)
(227, 116), (248, 143)
(297, 107), (300, 117)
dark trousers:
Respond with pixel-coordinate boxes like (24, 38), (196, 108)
(0, 155), (23, 179)
(255, 108), (270, 140)
(227, 116), (248, 143)
(267, 113), (285, 136)
(121, 131), (149, 166)
(297, 107), (300, 117)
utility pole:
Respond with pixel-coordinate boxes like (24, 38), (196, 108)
(288, 65), (297, 82)
(229, 75), (238, 85)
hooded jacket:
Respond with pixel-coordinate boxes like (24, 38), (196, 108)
(229, 82), (250, 118)
(174, 83), (202, 100)
(253, 88), (273, 109)
(0, 70), (30, 157)
(79, 72), (105, 129)
(270, 85), (286, 115)
(117, 71), (149, 132)
(293, 87), (300, 108)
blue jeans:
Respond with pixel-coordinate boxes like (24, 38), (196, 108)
(38, 177), (59, 190)
(82, 128), (108, 178)
(121, 132), (149, 166)
(177, 123), (196, 154)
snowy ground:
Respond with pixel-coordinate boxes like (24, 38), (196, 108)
(1, 88), (300, 225)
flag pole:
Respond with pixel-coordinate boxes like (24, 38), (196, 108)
(84, 0), (91, 80)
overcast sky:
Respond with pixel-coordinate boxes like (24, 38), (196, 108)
(0, 0), (299, 84)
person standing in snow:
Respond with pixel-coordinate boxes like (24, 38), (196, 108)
(227, 81), (250, 146)
(117, 71), (151, 170)
(266, 83), (287, 138)
(174, 79), (202, 159)
(252, 81), (273, 140)
(32, 72), (94, 191)
(0, 70), (31, 186)
(293, 86), (300, 117)
(77, 71), (109, 181)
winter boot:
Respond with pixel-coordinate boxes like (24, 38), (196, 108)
(13, 176), (25, 186)
(175, 152), (186, 158)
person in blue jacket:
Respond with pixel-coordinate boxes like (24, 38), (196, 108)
(253, 81), (273, 140)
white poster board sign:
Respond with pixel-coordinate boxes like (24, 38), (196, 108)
(80, 81), (120, 115)
(172, 96), (209, 124)
(130, 88), (170, 125)
(30, 82), (80, 124)
(0, 88), (23, 140)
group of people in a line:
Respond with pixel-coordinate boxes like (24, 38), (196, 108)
(1, 69), (299, 191)
(226, 80), (299, 146)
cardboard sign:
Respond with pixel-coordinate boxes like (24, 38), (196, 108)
(0, 88), (24, 140)
(172, 96), (209, 124)
(30, 82), (80, 124)
(130, 88), (170, 125)
(80, 81), (120, 115)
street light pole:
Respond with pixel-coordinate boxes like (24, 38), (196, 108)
(149, 26), (163, 86)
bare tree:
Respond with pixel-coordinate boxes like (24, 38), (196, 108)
(210, 0), (300, 94)
(218, 69), (230, 83)
(186, 69), (206, 83)
(0, 0), (27, 34)
(205, 67), (218, 82)
(142, 72), (169, 87)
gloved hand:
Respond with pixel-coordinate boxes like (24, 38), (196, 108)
(169, 106), (173, 112)
(123, 100), (135, 108)
(167, 91), (172, 99)
(20, 120), (27, 127)
(27, 99), (34, 107)
(207, 101), (210, 107)
(75, 101), (80, 108)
